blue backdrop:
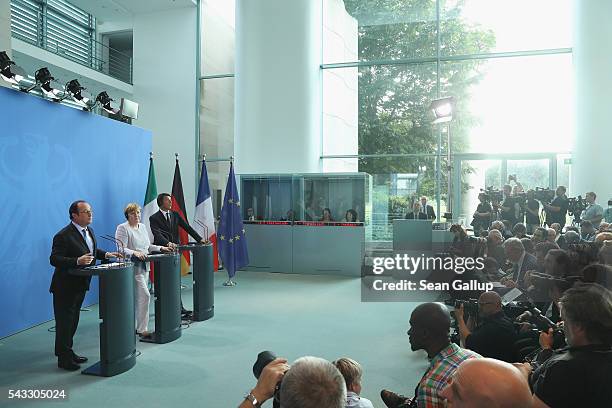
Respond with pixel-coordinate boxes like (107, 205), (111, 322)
(0, 86), (152, 338)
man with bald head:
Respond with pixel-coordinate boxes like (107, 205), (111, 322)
(439, 358), (532, 408)
(455, 292), (517, 362)
(381, 303), (480, 408)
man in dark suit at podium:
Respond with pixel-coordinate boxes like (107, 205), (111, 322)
(406, 202), (429, 220)
(50, 200), (121, 371)
(149, 193), (206, 317)
(419, 196), (436, 220)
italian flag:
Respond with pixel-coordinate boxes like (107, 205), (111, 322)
(142, 154), (158, 282)
(142, 154), (158, 243)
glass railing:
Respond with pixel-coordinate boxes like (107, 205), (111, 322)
(11, 30), (133, 84)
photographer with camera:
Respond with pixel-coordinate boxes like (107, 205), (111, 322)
(525, 190), (541, 234)
(581, 192), (604, 228)
(471, 192), (493, 235)
(543, 186), (569, 229)
(516, 283), (612, 408)
(242, 354), (346, 408)
(454, 292), (518, 362)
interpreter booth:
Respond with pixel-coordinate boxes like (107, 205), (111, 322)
(239, 173), (372, 277)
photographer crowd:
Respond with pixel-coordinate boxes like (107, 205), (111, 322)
(236, 182), (611, 408)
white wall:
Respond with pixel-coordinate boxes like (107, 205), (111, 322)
(573, 0), (612, 204)
(234, 0), (322, 175)
(322, 0), (358, 172)
(0, 0), (12, 89)
(133, 7), (198, 216)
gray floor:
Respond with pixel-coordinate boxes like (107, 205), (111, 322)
(0, 272), (438, 408)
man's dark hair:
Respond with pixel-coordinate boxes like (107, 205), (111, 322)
(547, 249), (572, 278)
(565, 226), (580, 233)
(69, 200), (87, 220)
(581, 220), (593, 229)
(521, 237), (535, 254)
(156, 193), (171, 207)
(560, 283), (612, 345)
(534, 227), (548, 238)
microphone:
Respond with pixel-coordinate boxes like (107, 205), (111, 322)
(100, 235), (127, 265)
(195, 219), (209, 244)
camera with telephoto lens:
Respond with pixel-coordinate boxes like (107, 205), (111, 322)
(253, 351), (282, 408)
(449, 299), (480, 345)
(480, 187), (503, 203)
(567, 195), (588, 224)
(534, 187), (555, 204)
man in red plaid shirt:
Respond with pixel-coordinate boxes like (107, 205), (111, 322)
(381, 303), (480, 408)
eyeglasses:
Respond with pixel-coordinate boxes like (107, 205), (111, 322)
(79, 210), (93, 215)
(478, 302), (495, 306)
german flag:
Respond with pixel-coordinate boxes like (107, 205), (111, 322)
(171, 156), (191, 276)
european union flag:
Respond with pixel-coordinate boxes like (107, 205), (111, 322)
(218, 162), (249, 280)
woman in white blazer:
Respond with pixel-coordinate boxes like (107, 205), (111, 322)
(115, 203), (172, 337)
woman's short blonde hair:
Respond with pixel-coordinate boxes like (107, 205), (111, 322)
(124, 203), (141, 220)
(332, 357), (362, 388)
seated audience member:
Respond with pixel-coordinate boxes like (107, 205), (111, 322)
(380, 303), (480, 408)
(516, 283), (612, 408)
(406, 202), (429, 220)
(487, 229), (507, 268)
(344, 209), (359, 223)
(239, 356), (346, 408)
(455, 292), (518, 362)
(513, 223), (527, 239)
(450, 224), (476, 258)
(595, 231), (612, 244)
(481, 257), (505, 281)
(598, 221), (610, 232)
(531, 227), (548, 245)
(580, 263), (612, 288)
(545, 228), (556, 243)
(439, 358), (533, 408)
(321, 208), (334, 222)
(599, 243), (612, 266)
(521, 238), (535, 256)
(333, 358), (375, 408)
(580, 220), (597, 242)
(534, 241), (559, 273)
(501, 238), (538, 289)
(563, 230), (580, 246)
(500, 221), (514, 240)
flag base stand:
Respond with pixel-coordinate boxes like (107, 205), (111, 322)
(223, 279), (237, 287)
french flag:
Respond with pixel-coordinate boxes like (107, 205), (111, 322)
(194, 158), (219, 270)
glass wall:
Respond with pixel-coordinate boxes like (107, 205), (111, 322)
(322, 0), (573, 240)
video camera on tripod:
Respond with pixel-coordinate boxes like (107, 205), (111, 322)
(479, 187), (503, 204)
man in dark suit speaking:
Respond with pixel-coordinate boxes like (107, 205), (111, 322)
(149, 193), (206, 317)
(49, 200), (121, 371)
(419, 196), (436, 220)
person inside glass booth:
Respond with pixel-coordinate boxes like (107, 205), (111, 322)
(320, 208), (334, 222)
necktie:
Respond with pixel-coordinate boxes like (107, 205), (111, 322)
(166, 212), (171, 224)
(82, 228), (93, 254)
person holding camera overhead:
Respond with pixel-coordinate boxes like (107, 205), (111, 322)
(543, 186), (569, 228)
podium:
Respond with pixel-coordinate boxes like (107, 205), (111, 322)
(141, 253), (181, 344)
(178, 243), (214, 321)
(71, 262), (136, 377)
